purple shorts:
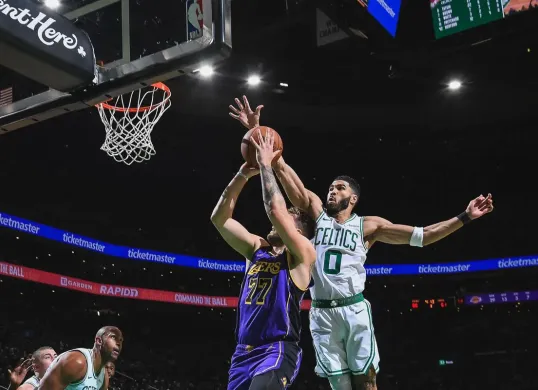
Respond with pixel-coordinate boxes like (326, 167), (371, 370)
(227, 341), (302, 390)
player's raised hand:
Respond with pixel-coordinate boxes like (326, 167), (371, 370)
(8, 356), (33, 389)
(465, 193), (494, 220)
(229, 96), (263, 130)
(239, 162), (260, 179)
(251, 129), (280, 168)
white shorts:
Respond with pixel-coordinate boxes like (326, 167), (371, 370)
(309, 299), (380, 377)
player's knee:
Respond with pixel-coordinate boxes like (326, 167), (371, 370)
(327, 373), (353, 390)
(351, 366), (377, 390)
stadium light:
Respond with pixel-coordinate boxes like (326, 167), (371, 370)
(199, 65), (214, 77)
(448, 80), (462, 90)
(247, 75), (261, 86)
(44, 0), (60, 9)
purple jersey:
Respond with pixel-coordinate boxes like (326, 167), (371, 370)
(235, 247), (310, 346)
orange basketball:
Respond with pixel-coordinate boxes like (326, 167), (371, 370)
(241, 126), (283, 167)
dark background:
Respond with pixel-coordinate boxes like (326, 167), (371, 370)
(1, 0), (538, 389)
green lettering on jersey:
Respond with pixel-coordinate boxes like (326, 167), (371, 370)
(350, 232), (358, 251)
(321, 228), (331, 245)
(328, 229), (337, 246)
(323, 250), (342, 275)
(314, 228), (323, 245)
(342, 229), (351, 249)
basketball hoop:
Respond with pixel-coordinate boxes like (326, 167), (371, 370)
(96, 82), (172, 165)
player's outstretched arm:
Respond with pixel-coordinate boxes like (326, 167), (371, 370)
(272, 157), (323, 220)
(252, 130), (316, 270)
(38, 352), (86, 390)
(210, 163), (266, 260)
(365, 194), (494, 247)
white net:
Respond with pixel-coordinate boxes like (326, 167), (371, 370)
(96, 83), (172, 165)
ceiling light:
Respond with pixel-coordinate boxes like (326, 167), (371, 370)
(247, 75), (261, 86)
(44, 0), (60, 9)
(448, 80), (462, 90)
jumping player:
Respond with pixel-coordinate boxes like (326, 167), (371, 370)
(38, 327), (123, 390)
(229, 96), (494, 390)
(211, 130), (316, 390)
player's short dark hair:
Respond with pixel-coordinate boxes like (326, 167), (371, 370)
(288, 207), (316, 239)
(32, 346), (54, 360)
(334, 175), (360, 197)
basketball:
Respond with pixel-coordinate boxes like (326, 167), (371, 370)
(241, 126), (283, 167)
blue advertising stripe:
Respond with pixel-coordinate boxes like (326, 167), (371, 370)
(1, 212), (538, 274)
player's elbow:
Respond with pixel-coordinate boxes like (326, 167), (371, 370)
(210, 210), (225, 228)
(303, 247), (316, 266)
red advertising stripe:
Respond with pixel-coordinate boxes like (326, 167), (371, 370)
(0, 262), (312, 310)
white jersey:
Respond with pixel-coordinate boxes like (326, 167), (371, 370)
(23, 375), (39, 388)
(45, 349), (105, 390)
(310, 210), (368, 300)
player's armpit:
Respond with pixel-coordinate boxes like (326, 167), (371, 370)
(287, 251), (314, 291)
(213, 218), (265, 260)
(38, 352), (86, 390)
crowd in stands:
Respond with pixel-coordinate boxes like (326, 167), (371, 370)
(1, 276), (537, 390)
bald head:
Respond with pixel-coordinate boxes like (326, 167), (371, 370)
(96, 326), (121, 339)
(95, 326), (123, 363)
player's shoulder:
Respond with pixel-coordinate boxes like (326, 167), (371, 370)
(315, 209), (330, 223)
(363, 215), (391, 225)
(249, 240), (272, 260)
(362, 216), (392, 236)
(58, 350), (88, 375)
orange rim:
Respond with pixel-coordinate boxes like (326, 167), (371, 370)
(97, 82), (171, 113)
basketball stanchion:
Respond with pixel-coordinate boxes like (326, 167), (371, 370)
(96, 82), (172, 165)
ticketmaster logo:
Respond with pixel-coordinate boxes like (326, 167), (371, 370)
(497, 258), (538, 268)
(63, 233), (105, 252)
(0, 214), (40, 234)
(198, 259), (245, 272)
(418, 264), (471, 274)
(127, 249), (175, 264)
(366, 267), (393, 275)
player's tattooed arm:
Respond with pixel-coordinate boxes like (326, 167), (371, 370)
(253, 130), (316, 272)
(260, 165), (287, 214)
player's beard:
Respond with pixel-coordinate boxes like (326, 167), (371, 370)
(326, 196), (351, 217)
(266, 231), (284, 247)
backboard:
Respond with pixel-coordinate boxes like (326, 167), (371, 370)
(0, 0), (232, 133)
